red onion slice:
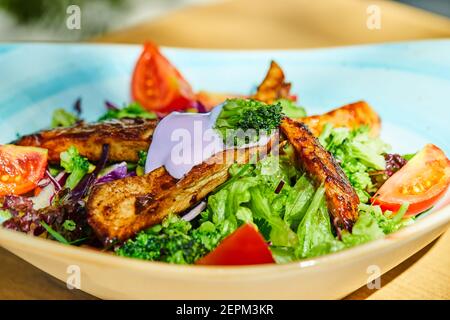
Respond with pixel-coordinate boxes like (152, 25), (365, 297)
(182, 201), (207, 222)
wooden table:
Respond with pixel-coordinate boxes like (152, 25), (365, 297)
(1, 0), (450, 300)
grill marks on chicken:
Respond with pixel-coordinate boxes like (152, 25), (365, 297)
(13, 101), (381, 167)
(252, 61), (292, 104)
(280, 117), (359, 230)
(87, 143), (274, 244)
(13, 61), (372, 243)
(14, 118), (156, 163)
(252, 60), (381, 138)
(300, 101), (381, 137)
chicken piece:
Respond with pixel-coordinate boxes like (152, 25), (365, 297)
(300, 101), (381, 137)
(252, 61), (292, 104)
(14, 118), (156, 163)
(252, 61), (381, 137)
(87, 141), (274, 244)
(280, 117), (359, 231)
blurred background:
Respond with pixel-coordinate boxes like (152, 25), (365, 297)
(0, 0), (215, 41)
(0, 0), (448, 46)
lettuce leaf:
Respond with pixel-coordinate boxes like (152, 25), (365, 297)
(303, 203), (412, 259)
(284, 174), (315, 230)
(320, 125), (390, 203)
(295, 186), (335, 258)
(250, 185), (298, 247)
(51, 108), (78, 128)
(98, 102), (156, 121)
(0, 209), (12, 224)
(275, 99), (307, 118)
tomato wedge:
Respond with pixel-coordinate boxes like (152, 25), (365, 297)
(0, 145), (48, 196)
(373, 144), (450, 217)
(196, 224), (275, 266)
(131, 42), (196, 114)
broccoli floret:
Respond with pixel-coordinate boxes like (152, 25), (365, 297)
(215, 99), (284, 145)
(98, 102), (157, 121)
(116, 215), (222, 264)
(60, 146), (95, 189)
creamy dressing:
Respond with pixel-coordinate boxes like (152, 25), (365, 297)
(145, 104), (273, 179)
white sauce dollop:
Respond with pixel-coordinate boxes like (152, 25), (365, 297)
(145, 104), (272, 179)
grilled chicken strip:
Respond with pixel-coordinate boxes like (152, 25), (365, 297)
(300, 101), (381, 137)
(87, 142), (274, 244)
(281, 117), (359, 230)
(14, 118), (157, 163)
(13, 101), (379, 164)
(252, 61), (380, 136)
(252, 60), (292, 104)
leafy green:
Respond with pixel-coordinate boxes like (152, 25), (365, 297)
(60, 146), (95, 189)
(62, 220), (76, 232)
(202, 174), (258, 238)
(295, 186), (336, 258)
(403, 153), (416, 161)
(340, 211), (385, 247)
(98, 102), (157, 121)
(203, 156), (299, 247)
(48, 166), (61, 177)
(302, 203), (412, 259)
(40, 221), (70, 245)
(320, 124), (390, 203)
(212, 163), (253, 194)
(358, 202), (413, 234)
(51, 108), (78, 128)
(275, 99), (306, 118)
(0, 209), (12, 224)
(136, 150), (147, 176)
(250, 185), (298, 247)
(270, 247), (296, 264)
(214, 99), (283, 145)
(284, 174), (315, 230)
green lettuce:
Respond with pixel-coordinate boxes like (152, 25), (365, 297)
(199, 156), (301, 248)
(250, 185), (298, 247)
(284, 174), (315, 230)
(295, 186), (335, 258)
(51, 108), (78, 128)
(98, 102), (157, 121)
(302, 203), (412, 259)
(0, 209), (12, 224)
(320, 124), (390, 203)
(275, 99), (307, 118)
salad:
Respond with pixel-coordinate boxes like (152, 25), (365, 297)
(1, 43), (449, 266)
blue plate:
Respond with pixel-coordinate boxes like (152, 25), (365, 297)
(1, 40), (449, 153)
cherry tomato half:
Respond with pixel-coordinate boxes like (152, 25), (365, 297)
(196, 224), (275, 266)
(131, 42), (196, 114)
(0, 145), (48, 196)
(373, 144), (450, 217)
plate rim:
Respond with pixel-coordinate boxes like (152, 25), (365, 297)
(0, 38), (449, 53)
(1, 203), (448, 279)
